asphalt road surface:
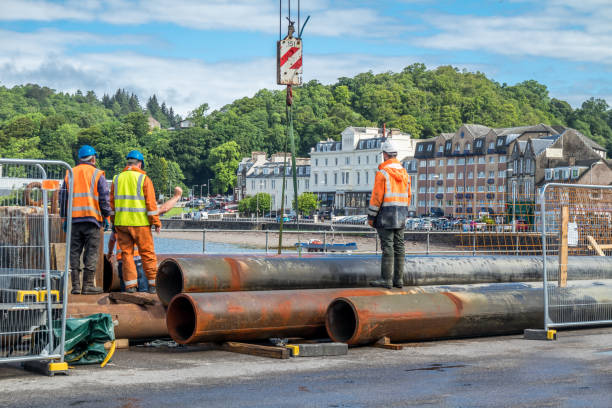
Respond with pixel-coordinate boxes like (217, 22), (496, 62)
(1, 327), (611, 408)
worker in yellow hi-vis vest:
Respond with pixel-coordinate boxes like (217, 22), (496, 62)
(110, 150), (161, 294)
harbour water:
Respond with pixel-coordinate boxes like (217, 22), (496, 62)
(104, 233), (263, 254)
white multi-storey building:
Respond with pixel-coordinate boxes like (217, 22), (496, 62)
(309, 127), (416, 215)
(244, 154), (310, 212)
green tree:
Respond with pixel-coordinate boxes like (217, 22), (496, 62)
(249, 192), (271, 215)
(238, 196), (252, 215)
(294, 192), (319, 215)
(206, 141), (241, 194)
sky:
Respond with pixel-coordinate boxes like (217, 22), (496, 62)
(1, 0), (612, 116)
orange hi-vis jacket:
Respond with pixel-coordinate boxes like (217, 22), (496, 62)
(367, 158), (411, 229)
(66, 163), (104, 222)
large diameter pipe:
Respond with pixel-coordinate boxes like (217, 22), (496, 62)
(156, 255), (612, 305)
(326, 281), (612, 345)
(167, 287), (431, 344)
(67, 293), (167, 339)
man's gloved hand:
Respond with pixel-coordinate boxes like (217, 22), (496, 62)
(62, 220), (67, 233)
(367, 219), (374, 227)
(103, 219), (110, 231)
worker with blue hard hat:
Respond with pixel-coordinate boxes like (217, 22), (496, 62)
(110, 149), (161, 293)
(59, 144), (111, 295)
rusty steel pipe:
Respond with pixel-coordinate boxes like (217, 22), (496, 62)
(156, 255), (612, 305)
(326, 281), (612, 345)
(67, 293), (167, 339)
(166, 287), (434, 344)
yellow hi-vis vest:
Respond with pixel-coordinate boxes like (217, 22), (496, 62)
(113, 170), (150, 226)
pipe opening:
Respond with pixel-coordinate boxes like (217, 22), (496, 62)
(157, 259), (184, 305)
(103, 256), (114, 292)
(167, 296), (196, 343)
(326, 298), (357, 342)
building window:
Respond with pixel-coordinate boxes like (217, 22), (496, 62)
(335, 158), (338, 165)
(447, 187), (454, 193)
(345, 172), (350, 184)
(447, 158), (455, 165)
(315, 159), (319, 166)
(488, 171), (494, 178)
(345, 157), (350, 165)
(500, 156), (507, 163)
(457, 186), (464, 193)
(437, 186), (444, 193)
(419, 187), (426, 193)
(438, 145), (443, 153)
(314, 173), (318, 185)
(271, 180), (276, 189)
(447, 173), (455, 179)
(366, 156), (370, 164)
(461, 131), (464, 138)
(478, 171), (485, 178)
(468, 172), (474, 179)
(429, 160), (435, 166)
(341, 172), (345, 184)
(489, 142), (494, 150)
(478, 186), (485, 192)
(358, 156), (361, 165)
(418, 200), (426, 207)
(438, 173), (444, 180)
(251, 180), (255, 189)
(366, 171), (369, 184)
(513, 160), (518, 173)
(498, 171), (505, 178)
(467, 157), (475, 164)
(466, 143), (472, 151)
(439, 159), (444, 166)
(458, 158), (465, 165)
(334, 173), (338, 185)
(325, 158), (328, 166)
(324, 173), (328, 185)
(357, 172), (360, 185)
(467, 186), (475, 192)
(488, 185), (495, 192)
(478, 157), (486, 164)
(498, 185), (504, 192)
(447, 200), (453, 207)
(427, 144), (433, 151)
(489, 156), (496, 163)
(571, 168), (579, 179)
(419, 160), (426, 167)
(458, 172), (464, 179)
(419, 174), (426, 180)
(417, 144), (424, 152)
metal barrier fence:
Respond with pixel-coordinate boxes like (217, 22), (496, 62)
(159, 228), (552, 256)
(0, 159), (72, 366)
(541, 183), (612, 330)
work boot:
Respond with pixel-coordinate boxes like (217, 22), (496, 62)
(148, 286), (156, 295)
(369, 280), (392, 289)
(70, 270), (81, 295)
(125, 286), (136, 293)
(82, 286), (103, 295)
(81, 271), (102, 295)
(393, 281), (404, 289)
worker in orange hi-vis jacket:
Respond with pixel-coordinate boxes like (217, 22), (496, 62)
(367, 140), (411, 289)
(110, 150), (161, 294)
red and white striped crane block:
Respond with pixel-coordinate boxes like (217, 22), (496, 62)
(277, 37), (303, 86)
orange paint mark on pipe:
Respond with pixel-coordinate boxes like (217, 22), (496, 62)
(442, 292), (464, 318)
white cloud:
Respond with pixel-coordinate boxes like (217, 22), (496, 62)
(415, 2), (612, 65)
(0, 0), (401, 38)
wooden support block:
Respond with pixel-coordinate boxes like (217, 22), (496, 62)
(558, 206), (569, 287)
(105, 339), (129, 349)
(588, 243), (612, 251)
(587, 236), (605, 257)
(221, 341), (290, 359)
(372, 336), (403, 351)
(109, 292), (155, 306)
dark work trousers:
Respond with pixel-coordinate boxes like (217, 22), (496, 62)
(70, 222), (102, 289)
(376, 228), (405, 285)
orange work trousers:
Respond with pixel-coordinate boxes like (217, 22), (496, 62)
(115, 226), (157, 289)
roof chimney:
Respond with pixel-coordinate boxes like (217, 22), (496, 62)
(569, 156), (576, 166)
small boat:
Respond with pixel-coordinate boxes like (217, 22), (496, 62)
(295, 239), (357, 253)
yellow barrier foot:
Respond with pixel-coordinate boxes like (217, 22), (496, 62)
(524, 329), (557, 341)
(23, 360), (69, 376)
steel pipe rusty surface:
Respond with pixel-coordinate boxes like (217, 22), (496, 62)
(156, 255), (612, 305)
(67, 293), (167, 339)
(166, 287), (431, 344)
(326, 281), (612, 345)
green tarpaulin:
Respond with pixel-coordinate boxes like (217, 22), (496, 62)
(54, 313), (115, 365)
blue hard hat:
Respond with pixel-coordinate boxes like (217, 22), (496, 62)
(78, 145), (98, 159)
(126, 150), (145, 168)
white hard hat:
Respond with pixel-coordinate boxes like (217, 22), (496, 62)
(381, 140), (398, 154)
